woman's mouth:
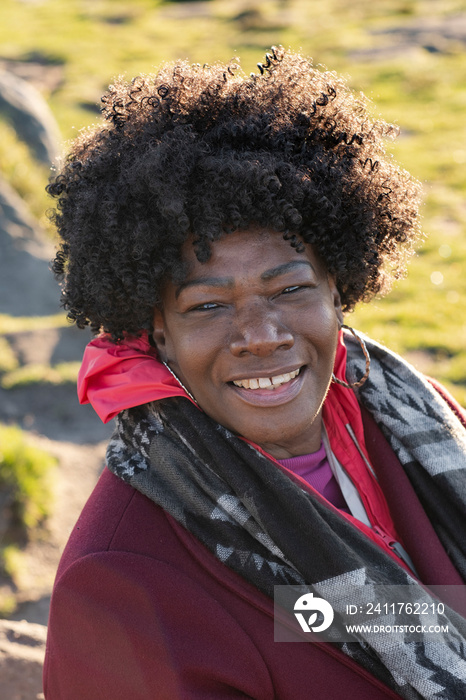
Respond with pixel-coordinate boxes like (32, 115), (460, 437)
(228, 366), (306, 406)
(232, 368), (301, 390)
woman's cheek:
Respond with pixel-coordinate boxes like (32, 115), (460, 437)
(173, 332), (216, 383)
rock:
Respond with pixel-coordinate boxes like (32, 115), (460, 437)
(10, 596), (51, 629)
(0, 71), (60, 166)
(0, 383), (114, 443)
(375, 14), (466, 46)
(0, 57), (64, 95)
(351, 13), (466, 61)
(4, 325), (93, 366)
(0, 618), (46, 700)
(0, 368), (114, 442)
(0, 177), (60, 317)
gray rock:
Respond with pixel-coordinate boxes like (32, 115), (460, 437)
(0, 58), (64, 95)
(4, 325), (92, 367)
(0, 70), (60, 166)
(351, 13), (466, 61)
(10, 596), (51, 628)
(0, 177), (60, 317)
(0, 383), (114, 444)
(374, 14), (466, 45)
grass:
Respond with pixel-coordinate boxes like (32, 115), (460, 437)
(0, 119), (54, 233)
(0, 313), (69, 334)
(1, 544), (23, 582)
(0, 337), (19, 374)
(0, 586), (17, 617)
(0, 0), (464, 405)
(0, 424), (56, 606)
(0, 313), (80, 389)
(1, 361), (80, 389)
(0, 423), (56, 535)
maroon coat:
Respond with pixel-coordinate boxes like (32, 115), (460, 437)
(44, 407), (465, 699)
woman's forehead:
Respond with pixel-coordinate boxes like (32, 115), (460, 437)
(179, 226), (323, 280)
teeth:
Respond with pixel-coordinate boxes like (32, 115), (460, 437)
(272, 374), (285, 386)
(233, 368), (300, 390)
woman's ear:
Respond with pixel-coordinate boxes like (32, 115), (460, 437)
(152, 307), (167, 361)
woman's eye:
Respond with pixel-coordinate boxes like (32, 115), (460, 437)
(281, 285), (302, 295)
(191, 302), (219, 311)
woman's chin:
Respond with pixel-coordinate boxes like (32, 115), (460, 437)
(210, 368), (324, 457)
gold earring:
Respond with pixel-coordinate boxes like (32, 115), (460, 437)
(332, 325), (370, 389)
(162, 361), (198, 404)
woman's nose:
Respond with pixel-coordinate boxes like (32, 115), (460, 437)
(229, 305), (294, 357)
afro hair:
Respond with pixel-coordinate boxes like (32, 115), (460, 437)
(48, 47), (422, 340)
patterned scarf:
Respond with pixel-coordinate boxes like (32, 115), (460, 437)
(106, 333), (466, 699)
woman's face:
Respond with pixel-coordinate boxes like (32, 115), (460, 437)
(153, 227), (343, 459)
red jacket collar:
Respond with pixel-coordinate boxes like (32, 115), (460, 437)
(77, 333), (193, 423)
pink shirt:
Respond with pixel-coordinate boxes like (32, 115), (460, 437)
(278, 443), (350, 513)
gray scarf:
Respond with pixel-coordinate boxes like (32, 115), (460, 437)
(107, 333), (466, 699)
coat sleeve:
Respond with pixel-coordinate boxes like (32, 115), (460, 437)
(43, 551), (273, 700)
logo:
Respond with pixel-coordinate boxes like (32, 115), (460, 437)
(293, 592), (334, 633)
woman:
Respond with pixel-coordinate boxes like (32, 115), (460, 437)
(44, 49), (466, 699)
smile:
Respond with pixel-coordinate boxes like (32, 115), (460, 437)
(228, 365), (306, 408)
(232, 368), (301, 390)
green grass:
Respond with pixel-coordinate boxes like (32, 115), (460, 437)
(351, 220), (466, 401)
(0, 313), (80, 389)
(0, 0), (465, 403)
(0, 423), (56, 534)
(1, 361), (80, 389)
(0, 424), (56, 602)
(0, 119), (53, 233)
(1, 544), (23, 582)
(0, 313), (69, 334)
(0, 337), (19, 373)
(0, 586), (17, 617)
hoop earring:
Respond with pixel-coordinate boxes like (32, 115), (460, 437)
(162, 361), (198, 404)
(332, 325), (370, 389)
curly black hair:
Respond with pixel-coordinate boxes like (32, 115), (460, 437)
(48, 47), (422, 341)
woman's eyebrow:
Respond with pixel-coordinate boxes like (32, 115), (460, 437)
(260, 260), (315, 281)
(175, 261), (315, 297)
(175, 276), (234, 298)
